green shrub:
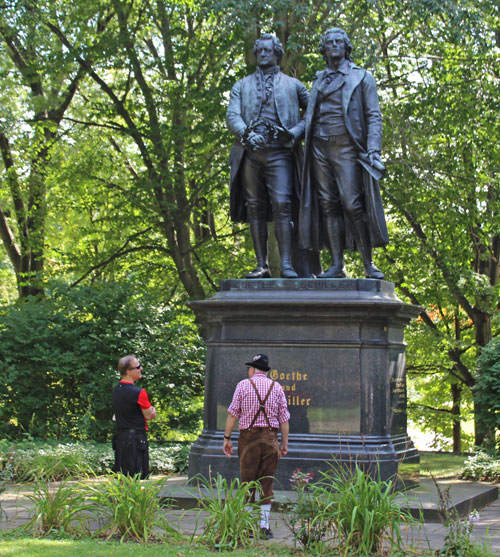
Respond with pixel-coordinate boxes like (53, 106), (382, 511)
(284, 465), (417, 555)
(191, 474), (262, 551)
(475, 338), (500, 450)
(84, 473), (178, 543)
(0, 440), (191, 482)
(23, 480), (88, 536)
(459, 452), (500, 482)
(0, 280), (205, 441)
(326, 467), (413, 554)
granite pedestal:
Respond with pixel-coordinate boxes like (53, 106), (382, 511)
(188, 278), (421, 489)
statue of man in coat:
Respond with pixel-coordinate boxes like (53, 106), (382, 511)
(299, 28), (388, 279)
(226, 34), (309, 279)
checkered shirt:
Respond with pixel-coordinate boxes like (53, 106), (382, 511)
(227, 372), (290, 430)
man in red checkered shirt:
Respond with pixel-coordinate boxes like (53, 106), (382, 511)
(223, 354), (290, 539)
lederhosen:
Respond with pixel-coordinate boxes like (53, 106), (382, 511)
(238, 379), (280, 503)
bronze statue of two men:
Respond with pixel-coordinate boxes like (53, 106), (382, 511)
(227, 29), (389, 279)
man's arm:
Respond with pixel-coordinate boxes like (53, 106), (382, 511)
(297, 80), (310, 111)
(226, 80), (247, 140)
(361, 71), (382, 154)
(141, 406), (156, 420)
(138, 389), (156, 420)
(222, 413), (238, 458)
(279, 420), (289, 457)
(287, 80), (310, 144)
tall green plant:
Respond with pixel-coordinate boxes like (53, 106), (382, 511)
(84, 473), (178, 543)
(191, 474), (262, 551)
(23, 480), (88, 537)
(286, 465), (417, 555)
(326, 467), (410, 554)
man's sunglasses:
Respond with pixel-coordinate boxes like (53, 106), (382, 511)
(129, 364), (142, 370)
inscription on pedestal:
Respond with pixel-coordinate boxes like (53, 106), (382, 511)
(269, 369), (311, 407)
(222, 279), (356, 291)
(389, 352), (407, 434)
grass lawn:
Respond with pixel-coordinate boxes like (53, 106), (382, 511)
(0, 536), (294, 557)
(418, 451), (469, 478)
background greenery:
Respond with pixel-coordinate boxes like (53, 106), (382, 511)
(0, 0), (499, 450)
(0, 280), (204, 440)
(0, 439), (191, 481)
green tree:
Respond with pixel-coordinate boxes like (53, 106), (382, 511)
(0, 280), (205, 440)
(0, 0), (94, 296)
(40, 0), (251, 299)
(374, 0), (500, 446)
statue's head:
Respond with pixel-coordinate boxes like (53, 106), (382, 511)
(253, 33), (284, 65)
(319, 28), (352, 62)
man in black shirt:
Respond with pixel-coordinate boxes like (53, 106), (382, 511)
(112, 354), (156, 478)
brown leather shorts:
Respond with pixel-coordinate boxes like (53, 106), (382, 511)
(238, 428), (279, 504)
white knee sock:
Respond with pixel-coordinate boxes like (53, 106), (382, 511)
(260, 503), (271, 529)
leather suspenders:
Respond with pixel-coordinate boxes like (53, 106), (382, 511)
(248, 378), (276, 428)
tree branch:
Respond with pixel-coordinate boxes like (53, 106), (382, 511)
(0, 131), (28, 256)
(44, 20), (157, 178)
(70, 227), (160, 287)
(0, 201), (21, 273)
(384, 188), (477, 320)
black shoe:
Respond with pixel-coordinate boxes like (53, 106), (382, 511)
(364, 263), (384, 279)
(246, 266), (271, 279)
(260, 527), (273, 540)
(318, 263), (347, 278)
(280, 263), (298, 279)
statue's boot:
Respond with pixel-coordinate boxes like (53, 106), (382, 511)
(275, 220), (298, 278)
(318, 216), (347, 278)
(351, 218), (384, 279)
(246, 222), (271, 279)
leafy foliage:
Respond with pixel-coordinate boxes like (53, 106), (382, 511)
(284, 465), (417, 554)
(474, 339), (500, 449)
(0, 280), (205, 440)
(23, 480), (88, 537)
(459, 452), (500, 482)
(84, 474), (179, 543)
(191, 474), (262, 550)
(0, 440), (191, 482)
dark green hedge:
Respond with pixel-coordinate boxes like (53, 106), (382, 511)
(0, 281), (205, 441)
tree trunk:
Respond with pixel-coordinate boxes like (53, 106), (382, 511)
(451, 383), (461, 453)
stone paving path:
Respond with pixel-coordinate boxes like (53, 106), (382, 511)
(167, 503), (500, 554)
(1, 479), (499, 554)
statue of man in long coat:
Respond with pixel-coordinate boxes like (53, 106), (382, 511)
(227, 34), (309, 278)
(299, 28), (389, 279)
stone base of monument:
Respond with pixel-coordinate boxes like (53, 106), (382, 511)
(188, 278), (421, 489)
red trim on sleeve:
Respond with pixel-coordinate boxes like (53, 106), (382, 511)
(138, 389), (151, 409)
